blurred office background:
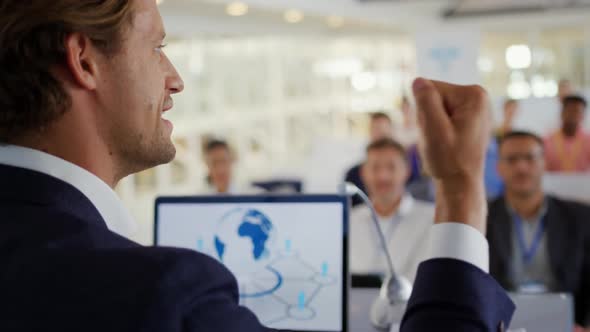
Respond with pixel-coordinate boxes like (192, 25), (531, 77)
(120, 0), (590, 244)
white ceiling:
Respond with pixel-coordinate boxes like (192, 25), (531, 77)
(455, 0), (590, 11)
(449, 0), (590, 17)
(193, 0), (451, 26)
(160, 0), (590, 37)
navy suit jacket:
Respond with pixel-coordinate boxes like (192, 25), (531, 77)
(0, 164), (514, 331)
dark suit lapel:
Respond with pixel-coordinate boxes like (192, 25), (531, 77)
(545, 197), (569, 288)
(489, 197), (514, 288)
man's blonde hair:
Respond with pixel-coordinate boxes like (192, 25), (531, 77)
(0, 0), (134, 142)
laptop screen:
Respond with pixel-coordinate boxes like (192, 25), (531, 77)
(155, 195), (348, 332)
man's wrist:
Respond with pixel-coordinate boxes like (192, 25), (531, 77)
(434, 175), (487, 235)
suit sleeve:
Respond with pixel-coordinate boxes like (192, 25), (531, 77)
(182, 268), (273, 332)
(151, 249), (277, 332)
(400, 258), (515, 332)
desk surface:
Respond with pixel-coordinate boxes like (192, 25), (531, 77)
(349, 288), (574, 332)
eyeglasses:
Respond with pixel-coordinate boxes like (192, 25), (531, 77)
(500, 152), (544, 165)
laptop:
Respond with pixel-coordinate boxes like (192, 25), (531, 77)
(349, 289), (574, 332)
(155, 195), (349, 332)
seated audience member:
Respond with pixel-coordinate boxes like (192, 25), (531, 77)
(406, 144), (423, 185)
(558, 79), (574, 102)
(350, 138), (434, 283)
(487, 131), (590, 329)
(484, 138), (504, 199)
(544, 95), (590, 173)
(394, 96), (419, 147)
(406, 144), (435, 202)
(496, 98), (519, 139)
(202, 139), (259, 195)
(345, 112), (394, 206)
(406, 177), (435, 203)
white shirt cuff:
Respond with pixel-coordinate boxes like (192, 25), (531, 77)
(426, 222), (489, 273)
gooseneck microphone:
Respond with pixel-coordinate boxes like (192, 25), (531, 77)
(340, 182), (412, 330)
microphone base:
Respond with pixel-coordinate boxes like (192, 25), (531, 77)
(370, 296), (407, 330)
(370, 275), (413, 330)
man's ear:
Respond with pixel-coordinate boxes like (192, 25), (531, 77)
(63, 32), (99, 90)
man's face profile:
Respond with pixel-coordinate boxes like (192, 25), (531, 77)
(94, 0), (184, 176)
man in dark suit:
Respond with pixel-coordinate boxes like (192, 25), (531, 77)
(488, 131), (590, 330)
(0, 0), (513, 330)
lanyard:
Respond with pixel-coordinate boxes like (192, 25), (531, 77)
(512, 213), (546, 265)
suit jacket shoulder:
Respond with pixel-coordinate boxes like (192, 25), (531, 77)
(0, 165), (272, 332)
(548, 196), (590, 223)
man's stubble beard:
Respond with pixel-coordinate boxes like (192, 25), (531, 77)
(109, 115), (176, 183)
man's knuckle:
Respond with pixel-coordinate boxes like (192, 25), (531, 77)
(470, 85), (488, 100)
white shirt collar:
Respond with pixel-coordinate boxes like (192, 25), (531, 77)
(372, 193), (415, 223)
(398, 193), (415, 218)
(0, 144), (136, 238)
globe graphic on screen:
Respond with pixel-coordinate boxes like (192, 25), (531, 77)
(213, 208), (282, 297)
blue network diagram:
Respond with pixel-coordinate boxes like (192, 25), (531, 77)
(195, 208), (339, 326)
(240, 240), (338, 325)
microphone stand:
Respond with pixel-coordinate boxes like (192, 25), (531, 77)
(341, 182), (412, 331)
